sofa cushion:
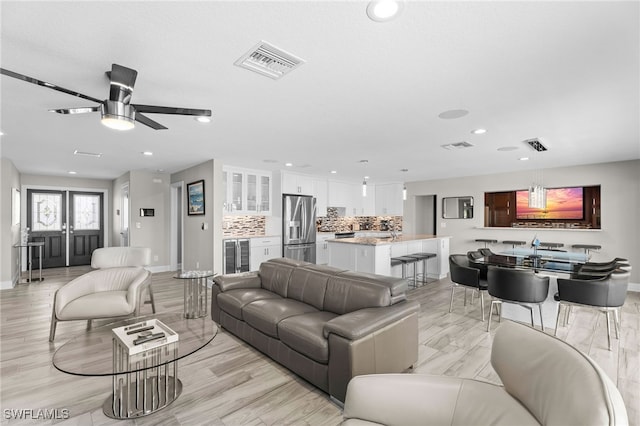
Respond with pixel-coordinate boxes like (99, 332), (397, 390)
(324, 275), (392, 315)
(243, 298), (318, 338)
(217, 289), (281, 320)
(259, 258), (305, 297)
(287, 266), (340, 310)
(279, 311), (338, 363)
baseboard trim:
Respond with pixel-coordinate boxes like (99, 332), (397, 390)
(147, 265), (171, 274)
(0, 279), (16, 290)
(629, 282), (640, 293)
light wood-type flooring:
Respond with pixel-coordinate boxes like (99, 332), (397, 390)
(1, 267), (638, 425)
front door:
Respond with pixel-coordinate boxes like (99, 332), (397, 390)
(69, 191), (104, 266)
(27, 189), (104, 268)
(27, 190), (67, 268)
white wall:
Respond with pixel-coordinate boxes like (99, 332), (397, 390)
(404, 160), (640, 285)
(0, 158), (21, 288)
(128, 170), (171, 269)
(171, 159), (223, 274)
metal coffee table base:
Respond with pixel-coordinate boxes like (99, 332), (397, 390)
(103, 375), (182, 419)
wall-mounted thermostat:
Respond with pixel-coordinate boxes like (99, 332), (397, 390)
(140, 208), (155, 217)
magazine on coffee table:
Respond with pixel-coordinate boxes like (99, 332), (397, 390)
(112, 319), (179, 356)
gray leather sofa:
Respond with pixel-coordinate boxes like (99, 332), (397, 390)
(342, 321), (628, 425)
(211, 258), (420, 402)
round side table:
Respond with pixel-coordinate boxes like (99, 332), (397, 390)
(173, 270), (215, 319)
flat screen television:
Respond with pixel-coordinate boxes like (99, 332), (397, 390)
(516, 187), (584, 220)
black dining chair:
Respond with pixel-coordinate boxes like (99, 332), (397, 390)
(486, 266), (549, 332)
(571, 259), (631, 279)
(555, 270), (630, 351)
(449, 255), (488, 321)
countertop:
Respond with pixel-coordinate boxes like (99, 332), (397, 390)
(327, 234), (448, 246)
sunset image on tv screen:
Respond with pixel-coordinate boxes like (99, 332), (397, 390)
(516, 187), (584, 220)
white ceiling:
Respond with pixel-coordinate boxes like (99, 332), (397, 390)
(1, 1), (639, 184)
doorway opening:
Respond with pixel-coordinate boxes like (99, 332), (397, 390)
(415, 195), (437, 235)
(170, 182), (184, 271)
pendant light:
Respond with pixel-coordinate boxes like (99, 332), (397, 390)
(362, 178), (367, 197)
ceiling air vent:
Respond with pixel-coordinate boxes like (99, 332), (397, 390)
(234, 41), (305, 80)
(524, 138), (548, 152)
(441, 141), (474, 150)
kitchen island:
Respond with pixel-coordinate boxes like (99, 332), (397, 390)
(327, 234), (451, 280)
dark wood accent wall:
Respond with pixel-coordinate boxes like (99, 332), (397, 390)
(484, 185), (601, 229)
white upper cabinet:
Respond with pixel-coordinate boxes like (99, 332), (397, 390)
(282, 171), (314, 195)
(223, 166), (272, 215)
(375, 183), (404, 216)
(314, 179), (328, 217)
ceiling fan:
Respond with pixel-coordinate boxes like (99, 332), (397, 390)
(0, 64), (212, 130)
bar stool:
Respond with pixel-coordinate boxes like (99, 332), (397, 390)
(571, 244), (602, 260)
(405, 252), (437, 285)
(540, 242), (564, 250)
(475, 239), (497, 248)
(390, 256), (418, 287)
(503, 240), (526, 251)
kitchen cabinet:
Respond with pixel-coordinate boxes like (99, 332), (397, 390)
(282, 171), (314, 195)
(314, 179), (328, 217)
(223, 167), (272, 215)
(315, 233), (333, 264)
(375, 183), (403, 216)
(328, 181), (361, 216)
(249, 236), (282, 270)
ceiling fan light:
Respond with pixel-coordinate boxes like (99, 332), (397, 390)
(100, 101), (135, 131)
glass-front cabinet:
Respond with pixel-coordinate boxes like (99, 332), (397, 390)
(223, 166), (272, 215)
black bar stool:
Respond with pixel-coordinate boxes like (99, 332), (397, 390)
(405, 252), (437, 285)
(571, 244), (602, 260)
(390, 256), (418, 287)
(540, 242), (564, 250)
(503, 240), (526, 250)
(475, 239), (497, 248)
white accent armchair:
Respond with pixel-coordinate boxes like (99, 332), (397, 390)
(49, 247), (156, 341)
(342, 321), (628, 425)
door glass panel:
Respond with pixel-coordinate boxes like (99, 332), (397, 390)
(247, 174), (257, 212)
(31, 193), (62, 231)
(74, 194), (101, 230)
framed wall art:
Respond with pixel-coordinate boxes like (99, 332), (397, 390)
(187, 180), (205, 215)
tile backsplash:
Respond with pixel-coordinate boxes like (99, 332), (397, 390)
(223, 216), (266, 237)
(317, 207), (402, 232)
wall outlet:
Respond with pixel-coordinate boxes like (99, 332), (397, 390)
(196, 261), (200, 269)
(135, 222), (141, 229)
(153, 255), (159, 262)
(441, 222), (447, 228)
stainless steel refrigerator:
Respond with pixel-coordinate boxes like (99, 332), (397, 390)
(282, 194), (316, 263)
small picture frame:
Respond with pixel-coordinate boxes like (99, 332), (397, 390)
(187, 180), (205, 216)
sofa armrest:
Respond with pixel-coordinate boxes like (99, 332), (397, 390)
(324, 300), (420, 340)
(213, 272), (262, 292)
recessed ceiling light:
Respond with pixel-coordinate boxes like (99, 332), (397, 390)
(195, 116), (211, 123)
(263, 159), (278, 163)
(330, 170), (337, 174)
(142, 151), (153, 156)
(497, 146), (519, 152)
(400, 168), (409, 172)
(367, 0), (403, 22)
(438, 109), (469, 119)
(359, 159), (369, 163)
(285, 163), (293, 167)
(68, 171), (77, 175)
(364, 175), (370, 179)
(0, 130), (4, 136)
(519, 157), (530, 161)
(471, 128), (487, 135)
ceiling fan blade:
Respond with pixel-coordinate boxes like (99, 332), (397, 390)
(135, 112), (168, 130)
(133, 104), (212, 117)
(0, 67), (102, 104)
(108, 64), (138, 103)
(49, 106), (100, 114)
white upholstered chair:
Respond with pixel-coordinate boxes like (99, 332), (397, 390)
(49, 247), (156, 341)
(342, 321), (628, 425)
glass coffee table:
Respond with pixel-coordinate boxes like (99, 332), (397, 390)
(53, 312), (217, 419)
